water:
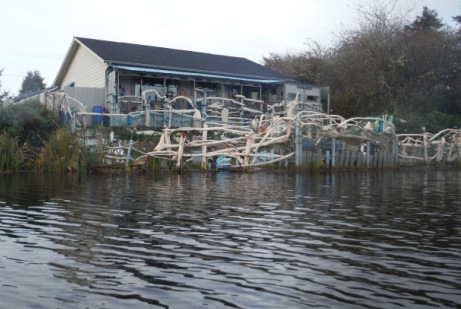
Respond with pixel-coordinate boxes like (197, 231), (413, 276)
(0, 169), (460, 308)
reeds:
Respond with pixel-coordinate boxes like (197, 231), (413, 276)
(38, 128), (85, 172)
(0, 132), (22, 171)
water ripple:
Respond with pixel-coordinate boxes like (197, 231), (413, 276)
(1, 170), (460, 308)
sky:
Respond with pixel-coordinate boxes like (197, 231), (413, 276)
(1, 0), (459, 96)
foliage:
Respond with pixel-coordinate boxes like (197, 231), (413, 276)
(0, 69), (8, 105)
(0, 100), (62, 148)
(263, 1), (461, 132)
(0, 133), (22, 171)
(454, 13), (461, 25)
(38, 128), (85, 172)
(405, 6), (443, 32)
(19, 70), (46, 95)
(262, 43), (325, 84)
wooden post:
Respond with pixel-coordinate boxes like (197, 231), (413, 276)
(295, 122), (302, 167)
(458, 145), (461, 162)
(201, 125), (208, 169)
(393, 143), (398, 167)
(177, 135), (184, 170)
(448, 143), (454, 161)
(423, 133), (428, 163)
(331, 138), (336, 168)
(345, 149), (351, 168)
(372, 152), (378, 168)
(244, 137), (253, 166)
(125, 139), (133, 168)
(356, 151), (363, 168)
(436, 137), (445, 162)
(350, 149), (357, 168)
(366, 142), (371, 168)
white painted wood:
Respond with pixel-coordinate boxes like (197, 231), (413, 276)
(61, 45), (107, 89)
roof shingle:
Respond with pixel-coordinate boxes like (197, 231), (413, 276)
(76, 37), (291, 81)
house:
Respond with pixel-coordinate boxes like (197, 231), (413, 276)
(53, 37), (323, 127)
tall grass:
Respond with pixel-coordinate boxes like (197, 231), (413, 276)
(38, 128), (85, 172)
(0, 133), (22, 171)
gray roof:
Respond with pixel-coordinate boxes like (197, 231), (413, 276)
(76, 37), (292, 81)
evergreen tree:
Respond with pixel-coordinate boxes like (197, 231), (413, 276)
(406, 6), (443, 31)
(19, 70), (46, 94)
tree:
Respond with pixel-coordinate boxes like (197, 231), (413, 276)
(262, 40), (328, 85)
(405, 6), (443, 32)
(0, 67), (5, 104)
(263, 1), (461, 131)
(454, 14), (461, 24)
(0, 83), (3, 105)
(19, 70), (46, 94)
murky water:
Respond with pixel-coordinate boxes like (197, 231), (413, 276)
(1, 168), (460, 308)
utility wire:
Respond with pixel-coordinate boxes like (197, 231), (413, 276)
(0, 48), (63, 60)
(3, 73), (54, 79)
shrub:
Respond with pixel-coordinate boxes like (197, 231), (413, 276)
(0, 100), (62, 148)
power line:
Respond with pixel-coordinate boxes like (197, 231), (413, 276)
(0, 48), (63, 60)
(2, 73), (54, 79)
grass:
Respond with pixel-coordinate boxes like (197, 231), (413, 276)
(0, 133), (22, 171)
(38, 128), (86, 172)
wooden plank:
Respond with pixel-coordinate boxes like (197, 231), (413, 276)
(356, 152), (363, 168)
(350, 150), (357, 168)
(344, 149), (351, 168)
(372, 153), (378, 168)
(383, 153), (390, 168)
(339, 151), (345, 168)
(366, 142), (371, 168)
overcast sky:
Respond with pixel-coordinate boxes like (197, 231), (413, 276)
(1, 0), (459, 95)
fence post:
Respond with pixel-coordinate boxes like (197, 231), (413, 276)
(295, 121), (302, 167)
(366, 141), (371, 168)
(201, 125), (208, 169)
(331, 138), (336, 168)
(423, 133), (428, 162)
(125, 139), (133, 168)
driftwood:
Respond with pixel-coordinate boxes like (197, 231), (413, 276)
(50, 88), (459, 169)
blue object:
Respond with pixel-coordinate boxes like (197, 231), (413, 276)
(93, 106), (104, 125)
(216, 155), (232, 169)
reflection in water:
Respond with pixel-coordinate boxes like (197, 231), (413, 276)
(1, 169), (460, 308)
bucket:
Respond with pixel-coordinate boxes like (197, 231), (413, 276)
(93, 106), (103, 125)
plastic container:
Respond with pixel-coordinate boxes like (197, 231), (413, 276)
(93, 106), (103, 125)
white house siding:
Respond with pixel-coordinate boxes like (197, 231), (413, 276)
(61, 45), (107, 89)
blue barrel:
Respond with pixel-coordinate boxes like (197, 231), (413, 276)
(93, 106), (103, 125)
